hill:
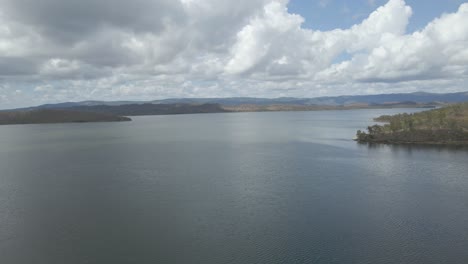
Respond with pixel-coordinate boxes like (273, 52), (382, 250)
(6, 91), (468, 112)
(150, 91), (468, 106)
(0, 109), (131, 125)
(65, 103), (229, 116)
(355, 103), (468, 145)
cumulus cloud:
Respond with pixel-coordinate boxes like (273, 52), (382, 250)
(322, 2), (468, 83)
(0, 0), (467, 108)
(225, 1), (305, 75)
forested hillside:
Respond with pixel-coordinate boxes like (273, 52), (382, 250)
(356, 103), (468, 145)
(0, 109), (131, 125)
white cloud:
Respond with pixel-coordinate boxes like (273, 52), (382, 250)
(0, 0), (467, 108)
(224, 1), (304, 75)
(322, 2), (468, 83)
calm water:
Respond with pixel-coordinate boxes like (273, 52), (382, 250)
(1, 109), (468, 264)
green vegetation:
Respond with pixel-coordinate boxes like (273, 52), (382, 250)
(356, 103), (468, 145)
(67, 103), (229, 116)
(0, 109), (131, 125)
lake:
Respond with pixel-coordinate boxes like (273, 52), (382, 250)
(1, 109), (468, 264)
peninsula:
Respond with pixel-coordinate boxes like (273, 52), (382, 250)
(0, 109), (131, 125)
(355, 103), (468, 145)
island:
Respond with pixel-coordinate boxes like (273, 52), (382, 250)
(0, 109), (131, 125)
(355, 103), (468, 145)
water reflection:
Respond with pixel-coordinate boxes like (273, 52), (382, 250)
(359, 141), (468, 153)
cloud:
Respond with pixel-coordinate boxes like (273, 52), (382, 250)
(224, 1), (305, 75)
(226, 0), (413, 79)
(322, 2), (468, 83)
(0, 0), (186, 43)
(0, 0), (467, 108)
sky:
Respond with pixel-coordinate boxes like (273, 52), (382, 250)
(0, 0), (468, 109)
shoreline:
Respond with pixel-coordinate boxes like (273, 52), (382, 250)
(355, 138), (468, 146)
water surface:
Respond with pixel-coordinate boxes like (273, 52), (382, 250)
(1, 109), (468, 264)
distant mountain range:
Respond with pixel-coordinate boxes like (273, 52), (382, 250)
(149, 91), (468, 106)
(2, 91), (467, 125)
(9, 91), (468, 111)
(2, 91), (468, 120)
